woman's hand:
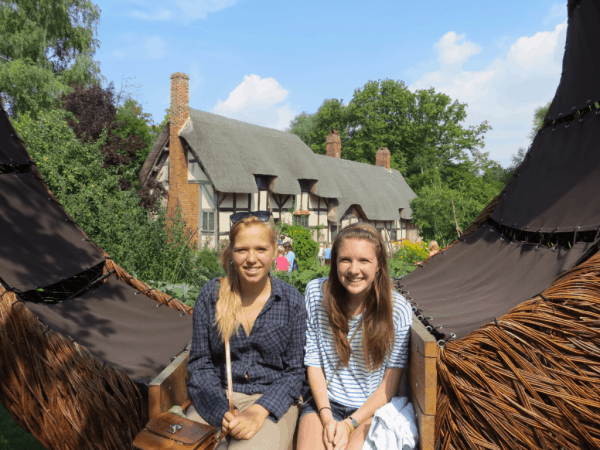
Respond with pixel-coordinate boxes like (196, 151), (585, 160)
(222, 409), (238, 433)
(321, 418), (337, 450)
(226, 404), (269, 440)
(319, 408), (337, 450)
(332, 420), (352, 450)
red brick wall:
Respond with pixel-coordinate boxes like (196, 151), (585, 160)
(375, 147), (391, 171)
(167, 72), (200, 243)
(326, 130), (341, 158)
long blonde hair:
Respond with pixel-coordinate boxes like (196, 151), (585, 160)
(215, 216), (277, 342)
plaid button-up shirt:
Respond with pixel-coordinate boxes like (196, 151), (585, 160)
(187, 276), (307, 427)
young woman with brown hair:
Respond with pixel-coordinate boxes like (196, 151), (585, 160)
(186, 212), (307, 450)
(297, 223), (412, 450)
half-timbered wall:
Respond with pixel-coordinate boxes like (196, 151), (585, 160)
(156, 156), (170, 191)
(270, 193), (294, 225)
(183, 154), (415, 247)
(187, 156), (218, 249)
(217, 192), (252, 236)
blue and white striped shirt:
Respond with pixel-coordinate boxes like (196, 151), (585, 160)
(304, 277), (412, 408)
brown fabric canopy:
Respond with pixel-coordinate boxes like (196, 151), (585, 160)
(546, 0), (600, 121)
(400, 225), (595, 339)
(0, 108), (30, 165)
(0, 173), (104, 291)
(24, 277), (193, 382)
(490, 115), (600, 232)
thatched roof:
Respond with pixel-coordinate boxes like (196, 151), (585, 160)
(144, 108), (417, 222)
(314, 155), (416, 221)
(139, 122), (169, 186)
(179, 108), (341, 197)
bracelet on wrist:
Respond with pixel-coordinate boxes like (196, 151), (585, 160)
(343, 419), (354, 434)
(348, 415), (359, 429)
(318, 406), (332, 415)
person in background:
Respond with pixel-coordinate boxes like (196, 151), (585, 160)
(415, 240), (440, 267)
(186, 212), (306, 450)
(428, 240), (440, 257)
(297, 223), (412, 450)
(275, 247), (290, 272)
(324, 244), (332, 266)
(284, 242), (296, 273)
(318, 243), (325, 266)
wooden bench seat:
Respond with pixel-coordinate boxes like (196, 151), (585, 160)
(146, 314), (437, 449)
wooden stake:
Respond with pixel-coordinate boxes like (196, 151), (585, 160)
(451, 200), (461, 237)
(225, 339), (234, 414)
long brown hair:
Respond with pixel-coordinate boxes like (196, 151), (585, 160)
(324, 222), (394, 370)
(215, 216), (277, 342)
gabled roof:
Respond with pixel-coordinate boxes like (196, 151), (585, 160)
(179, 108), (341, 197)
(143, 108), (417, 222)
(139, 122), (169, 186)
(314, 155), (416, 221)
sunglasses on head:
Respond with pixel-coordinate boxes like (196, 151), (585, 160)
(230, 211), (272, 224)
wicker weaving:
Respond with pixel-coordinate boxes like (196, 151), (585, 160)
(1, 0), (600, 449)
(399, 0), (600, 447)
(0, 97), (193, 449)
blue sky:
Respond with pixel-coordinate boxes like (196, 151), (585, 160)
(95, 0), (568, 167)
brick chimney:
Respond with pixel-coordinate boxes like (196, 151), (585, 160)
(375, 147), (391, 172)
(169, 72), (190, 197)
(326, 130), (341, 158)
(167, 73), (198, 239)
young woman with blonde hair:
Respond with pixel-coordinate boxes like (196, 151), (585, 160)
(187, 211), (306, 450)
(297, 222), (412, 450)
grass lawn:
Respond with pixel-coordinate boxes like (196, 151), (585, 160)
(0, 402), (46, 450)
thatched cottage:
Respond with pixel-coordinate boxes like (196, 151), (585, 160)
(139, 73), (418, 248)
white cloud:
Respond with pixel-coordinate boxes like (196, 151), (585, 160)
(131, 0), (236, 23)
(212, 75), (297, 130)
(436, 32), (481, 67)
(132, 9), (173, 20)
(410, 20), (567, 166)
(507, 24), (565, 71)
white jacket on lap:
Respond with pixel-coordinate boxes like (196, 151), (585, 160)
(361, 397), (418, 450)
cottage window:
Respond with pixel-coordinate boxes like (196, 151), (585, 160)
(202, 211), (215, 232)
(294, 215), (309, 228)
(255, 175), (270, 191)
(298, 180), (314, 193)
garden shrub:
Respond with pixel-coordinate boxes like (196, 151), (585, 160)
(388, 257), (417, 279)
(13, 109), (206, 287)
(280, 223), (319, 270)
(272, 263), (330, 295)
(392, 240), (429, 265)
(388, 240), (429, 279)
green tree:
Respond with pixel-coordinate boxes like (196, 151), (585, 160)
(287, 112), (317, 149)
(410, 182), (482, 248)
(528, 101), (551, 140)
(289, 99), (349, 155)
(289, 80), (491, 178)
(13, 108), (205, 285)
(114, 98), (159, 180)
(59, 83), (164, 209)
(0, 0), (101, 117)
(288, 79), (504, 245)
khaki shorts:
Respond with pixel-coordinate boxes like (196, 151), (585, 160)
(186, 391), (298, 450)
